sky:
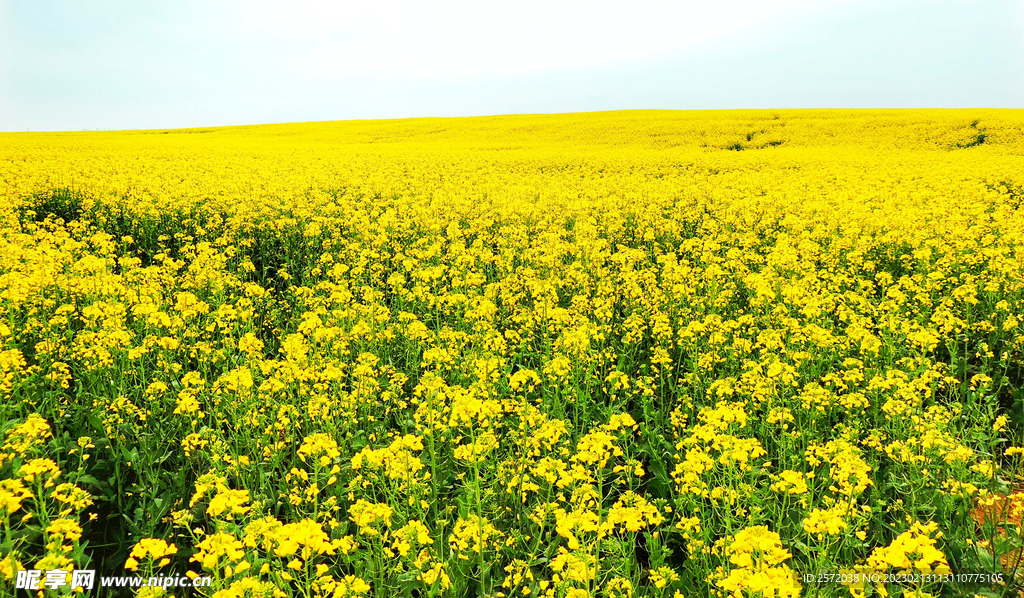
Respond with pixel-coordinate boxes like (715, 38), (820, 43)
(1, 0), (1022, 131)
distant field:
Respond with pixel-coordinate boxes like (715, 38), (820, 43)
(2, 109), (1024, 597)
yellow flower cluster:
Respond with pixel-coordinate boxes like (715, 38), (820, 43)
(867, 521), (950, 573)
(126, 538), (178, 570)
(714, 526), (802, 597)
(0, 414), (96, 588)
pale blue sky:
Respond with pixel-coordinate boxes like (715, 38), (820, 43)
(1, 0), (1021, 131)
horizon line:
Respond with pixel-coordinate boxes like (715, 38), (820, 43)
(4, 106), (1023, 135)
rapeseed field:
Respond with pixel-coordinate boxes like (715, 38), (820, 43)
(2, 109), (1024, 597)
